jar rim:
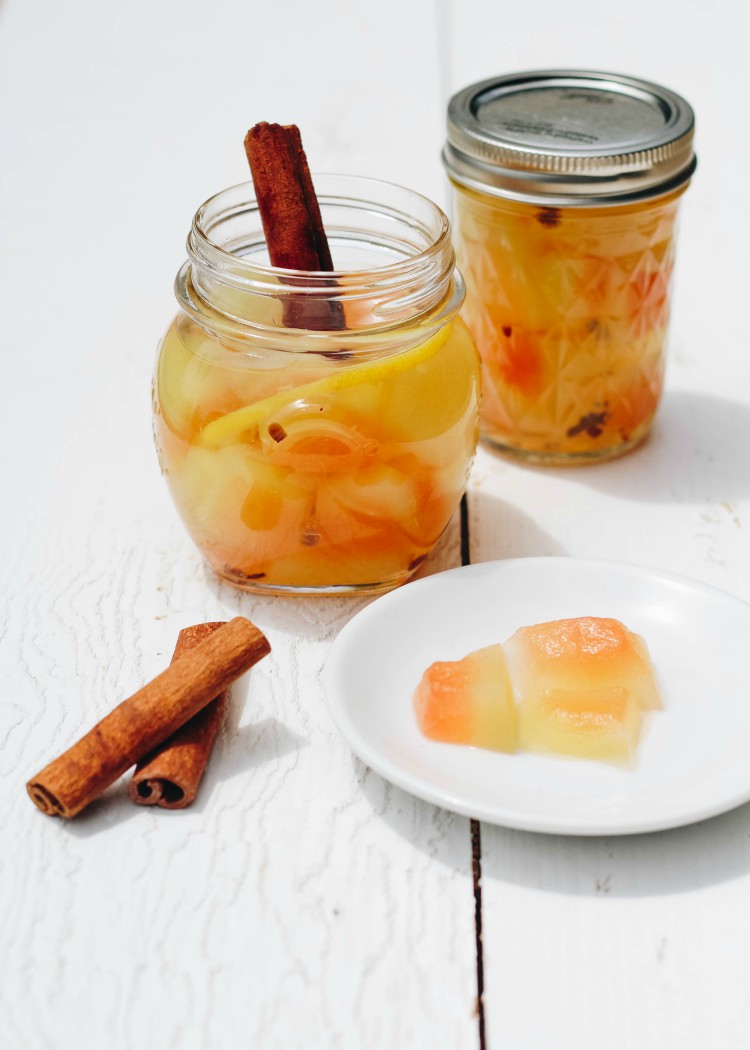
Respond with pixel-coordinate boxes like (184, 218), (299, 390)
(190, 174), (452, 284)
(176, 174), (462, 350)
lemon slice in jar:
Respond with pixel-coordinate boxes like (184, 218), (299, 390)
(196, 325), (450, 450)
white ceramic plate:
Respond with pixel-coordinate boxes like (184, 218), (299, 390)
(325, 558), (750, 836)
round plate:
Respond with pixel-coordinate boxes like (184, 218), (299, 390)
(324, 558), (750, 835)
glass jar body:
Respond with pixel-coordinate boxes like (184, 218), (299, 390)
(451, 184), (686, 464)
(153, 177), (480, 594)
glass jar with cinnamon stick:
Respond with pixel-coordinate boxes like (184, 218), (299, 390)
(443, 70), (696, 464)
(153, 171), (479, 594)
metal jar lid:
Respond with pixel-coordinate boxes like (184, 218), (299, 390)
(443, 70), (696, 206)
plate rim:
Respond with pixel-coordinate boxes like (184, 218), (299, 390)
(324, 556), (750, 836)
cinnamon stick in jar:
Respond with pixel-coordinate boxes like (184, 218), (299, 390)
(27, 617), (270, 819)
(129, 622), (228, 809)
(244, 122), (334, 272)
(244, 121), (345, 330)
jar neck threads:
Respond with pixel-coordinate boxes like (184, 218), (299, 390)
(175, 175), (463, 354)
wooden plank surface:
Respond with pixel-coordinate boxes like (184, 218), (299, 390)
(3, 0), (749, 1047)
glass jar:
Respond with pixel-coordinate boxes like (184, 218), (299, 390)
(443, 70), (696, 465)
(153, 175), (480, 594)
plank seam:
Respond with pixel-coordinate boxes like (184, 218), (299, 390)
(461, 493), (486, 1050)
(471, 818), (486, 1050)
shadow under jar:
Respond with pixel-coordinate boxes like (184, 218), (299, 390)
(153, 176), (480, 594)
(444, 70), (696, 465)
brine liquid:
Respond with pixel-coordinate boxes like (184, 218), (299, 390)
(153, 315), (480, 593)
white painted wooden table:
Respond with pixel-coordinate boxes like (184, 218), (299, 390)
(3, 2), (749, 1047)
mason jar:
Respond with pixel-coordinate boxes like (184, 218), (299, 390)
(443, 70), (696, 464)
(153, 176), (480, 594)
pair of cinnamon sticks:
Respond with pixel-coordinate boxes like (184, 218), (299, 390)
(27, 618), (270, 818)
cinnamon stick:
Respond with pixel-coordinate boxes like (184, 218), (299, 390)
(129, 622), (228, 809)
(244, 122), (333, 271)
(27, 617), (270, 819)
(244, 121), (344, 330)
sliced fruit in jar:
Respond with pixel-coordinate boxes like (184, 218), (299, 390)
(453, 185), (680, 457)
(156, 316), (320, 443)
(196, 324), (451, 450)
(155, 309), (481, 591)
(259, 414), (380, 474)
(380, 316), (479, 440)
(251, 541), (412, 590)
(322, 464), (418, 524)
(156, 321), (242, 441)
(413, 644), (518, 753)
(172, 447), (314, 573)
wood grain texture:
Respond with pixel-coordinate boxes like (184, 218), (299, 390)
(4, 0), (750, 1047)
(1, 491), (476, 1050)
